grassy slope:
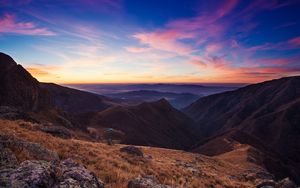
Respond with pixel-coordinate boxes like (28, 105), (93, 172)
(1, 119), (262, 188)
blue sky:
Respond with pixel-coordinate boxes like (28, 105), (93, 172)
(1, 0), (300, 83)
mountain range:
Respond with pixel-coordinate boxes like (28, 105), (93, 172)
(1, 52), (300, 186)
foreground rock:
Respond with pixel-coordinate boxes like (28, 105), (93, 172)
(256, 177), (297, 188)
(0, 133), (59, 161)
(120, 146), (144, 157)
(0, 134), (104, 188)
(1, 158), (104, 188)
(59, 159), (104, 188)
(128, 176), (177, 188)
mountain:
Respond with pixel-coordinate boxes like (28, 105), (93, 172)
(84, 99), (198, 150)
(184, 76), (300, 182)
(0, 52), (51, 111)
(0, 52), (116, 114)
(66, 83), (239, 96)
(41, 83), (116, 113)
(0, 52), (198, 150)
(106, 90), (201, 109)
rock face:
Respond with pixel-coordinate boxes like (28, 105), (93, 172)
(128, 176), (177, 188)
(0, 52), (51, 111)
(120, 146), (144, 157)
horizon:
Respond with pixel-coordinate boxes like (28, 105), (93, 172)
(1, 0), (300, 84)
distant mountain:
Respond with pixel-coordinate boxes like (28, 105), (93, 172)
(106, 90), (201, 109)
(66, 83), (239, 96)
(41, 83), (117, 113)
(184, 76), (300, 182)
(85, 99), (198, 150)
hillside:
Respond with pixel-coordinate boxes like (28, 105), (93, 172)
(41, 83), (116, 113)
(0, 52), (51, 111)
(184, 76), (300, 182)
(85, 99), (198, 150)
(0, 119), (285, 188)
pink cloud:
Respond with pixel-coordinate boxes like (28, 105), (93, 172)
(288, 37), (300, 46)
(205, 43), (223, 54)
(133, 29), (195, 55)
(131, 0), (238, 56)
(0, 13), (55, 36)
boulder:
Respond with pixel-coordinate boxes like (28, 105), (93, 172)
(256, 180), (276, 188)
(276, 178), (297, 188)
(120, 146), (144, 157)
(39, 125), (72, 139)
(10, 160), (56, 188)
(0, 133), (59, 161)
(128, 176), (177, 188)
(59, 158), (104, 188)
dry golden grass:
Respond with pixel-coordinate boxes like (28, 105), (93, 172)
(0, 119), (260, 188)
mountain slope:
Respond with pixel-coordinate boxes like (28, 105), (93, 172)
(0, 52), (116, 114)
(0, 52), (51, 111)
(184, 76), (300, 181)
(86, 99), (198, 150)
(41, 83), (116, 113)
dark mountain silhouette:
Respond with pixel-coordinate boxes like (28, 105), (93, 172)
(41, 83), (117, 113)
(86, 99), (198, 149)
(184, 76), (300, 182)
(0, 52), (116, 114)
(106, 90), (201, 109)
(0, 52), (52, 111)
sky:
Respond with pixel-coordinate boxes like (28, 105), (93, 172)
(0, 0), (300, 84)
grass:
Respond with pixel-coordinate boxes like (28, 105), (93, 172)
(0, 119), (259, 188)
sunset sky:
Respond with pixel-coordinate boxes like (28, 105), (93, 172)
(1, 0), (300, 83)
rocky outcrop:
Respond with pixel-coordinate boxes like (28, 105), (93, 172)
(0, 133), (59, 161)
(128, 176), (177, 188)
(59, 159), (104, 188)
(39, 125), (72, 139)
(1, 159), (104, 188)
(120, 146), (144, 157)
(256, 177), (297, 188)
(0, 134), (104, 188)
(9, 160), (56, 188)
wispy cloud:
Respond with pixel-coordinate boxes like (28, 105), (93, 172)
(0, 13), (55, 36)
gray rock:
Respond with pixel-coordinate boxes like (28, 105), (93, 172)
(256, 180), (276, 188)
(276, 178), (297, 188)
(120, 146), (144, 157)
(39, 125), (72, 139)
(128, 176), (177, 188)
(10, 160), (56, 188)
(59, 158), (104, 188)
(0, 133), (59, 161)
